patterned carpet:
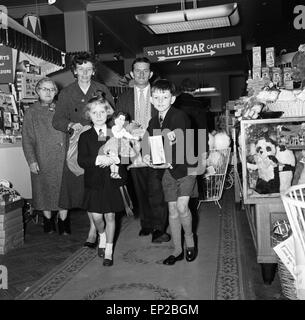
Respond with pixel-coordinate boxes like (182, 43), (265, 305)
(16, 192), (246, 300)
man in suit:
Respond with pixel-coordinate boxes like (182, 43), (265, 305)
(116, 57), (170, 243)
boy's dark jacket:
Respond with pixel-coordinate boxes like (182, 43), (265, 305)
(143, 106), (196, 180)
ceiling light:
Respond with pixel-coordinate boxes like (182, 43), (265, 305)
(135, 2), (239, 34)
(48, 0), (56, 5)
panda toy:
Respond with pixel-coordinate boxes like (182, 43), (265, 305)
(247, 137), (280, 194)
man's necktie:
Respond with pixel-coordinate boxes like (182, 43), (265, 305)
(159, 115), (164, 127)
(98, 129), (105, 141)
(139, 89), (145, 108)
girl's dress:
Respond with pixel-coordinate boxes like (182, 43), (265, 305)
(77, 126), (126, 213)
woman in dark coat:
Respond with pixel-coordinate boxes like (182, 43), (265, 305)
(52, 52), (114, 244)
(22, 77), (68, 234)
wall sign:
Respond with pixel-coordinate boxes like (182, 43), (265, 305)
(0, 44), (13, 83)
(143, 36), (242, 62)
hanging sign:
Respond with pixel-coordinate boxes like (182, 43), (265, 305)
(0, 44), (13, 83)
(143, 36), (242, 62)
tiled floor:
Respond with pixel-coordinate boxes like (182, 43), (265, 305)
(0, 190), (284, 300)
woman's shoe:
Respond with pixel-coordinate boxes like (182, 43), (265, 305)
(63, 215), (71, 235)
(43, 216), (54, 234)
(163, 252), (184, 265)
(185, 247), (197, 262)
(58, 218), (65, 235)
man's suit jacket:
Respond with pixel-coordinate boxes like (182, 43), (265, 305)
(146, 106), (193, 180)
(116, 87), (158, 122)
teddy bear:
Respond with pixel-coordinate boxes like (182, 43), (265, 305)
(275, 145), (295, 193)
(247, 137), (280, 194)
(206, 131), (231, 175)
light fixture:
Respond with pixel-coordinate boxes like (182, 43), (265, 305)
(135, 2), (239, 34)
(194, 87), (217, 93)
(193, 87), (220, 97)
(48, 0), (56, 5)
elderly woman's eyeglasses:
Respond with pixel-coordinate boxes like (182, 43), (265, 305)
(39, 87), (56, 93)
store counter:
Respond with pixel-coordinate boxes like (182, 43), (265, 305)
(0, 143), (32, 199)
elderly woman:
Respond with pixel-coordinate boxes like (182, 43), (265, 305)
(52, 52), (114, 246)
(22, 77), (69, 234)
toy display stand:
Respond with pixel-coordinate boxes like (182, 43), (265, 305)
(237, 117), (305, 284)
(197, 148), (231, 209)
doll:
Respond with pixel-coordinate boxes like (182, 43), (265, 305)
(99, 111), (140, 179)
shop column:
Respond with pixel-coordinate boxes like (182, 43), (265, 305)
(64, 10), (94, 52)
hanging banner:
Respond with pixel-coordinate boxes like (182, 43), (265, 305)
(143, 36), (242, 62)
(0, 44), (13, 83)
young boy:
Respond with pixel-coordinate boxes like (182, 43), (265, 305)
(143, 79), (198, 265)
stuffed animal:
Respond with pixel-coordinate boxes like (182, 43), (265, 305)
(247, 137), (280, 194)
(276, 145), (295, 193)
(206, 131), (231, 174)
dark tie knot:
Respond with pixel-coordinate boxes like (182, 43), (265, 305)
(159, 115), (164, 127)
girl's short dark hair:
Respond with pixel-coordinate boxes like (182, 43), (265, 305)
(151, 79), (176, 95)
(71, 52), (96, 73)
(83, 97), (112, 121)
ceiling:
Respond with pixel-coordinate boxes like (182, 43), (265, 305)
(2, 0), (303, 78)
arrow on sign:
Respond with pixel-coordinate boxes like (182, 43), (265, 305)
(157, 50), (216, 61)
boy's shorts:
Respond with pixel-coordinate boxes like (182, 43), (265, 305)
(162, 169), (198, 202)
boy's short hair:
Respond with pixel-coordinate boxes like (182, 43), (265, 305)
(151, 79), (176, 95)
(83, 97), (112, 120)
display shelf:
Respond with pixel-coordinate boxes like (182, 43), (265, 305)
(237, 117), (305, 283)
(240, 117), (305, 204)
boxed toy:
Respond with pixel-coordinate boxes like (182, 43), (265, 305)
(283, 67), (294, 89)
(252, 46), (262, 67)
(266, 47), (275, 68)
(272, 67), (282, 86)
(252, 67), (261, 80)
(262, 67), (271, 85)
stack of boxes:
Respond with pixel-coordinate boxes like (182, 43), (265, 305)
(247, 46), (294, 95)
(0, 199), (24, 255)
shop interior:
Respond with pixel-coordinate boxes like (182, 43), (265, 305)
(0, 0), (305, 301)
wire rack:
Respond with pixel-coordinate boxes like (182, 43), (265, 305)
(197, 148), (231, 209)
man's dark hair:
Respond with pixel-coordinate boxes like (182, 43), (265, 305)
(71, 52), (96, 72)
(151, 79), (176, 95)
(131, 57), (151, 71)
(180, 78), (197, 92)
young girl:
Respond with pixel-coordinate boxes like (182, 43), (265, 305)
(99, 111), (140, 179)
(77, 97), (127, 266)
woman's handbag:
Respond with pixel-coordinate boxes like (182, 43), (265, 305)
(66, 125), (91, 176)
